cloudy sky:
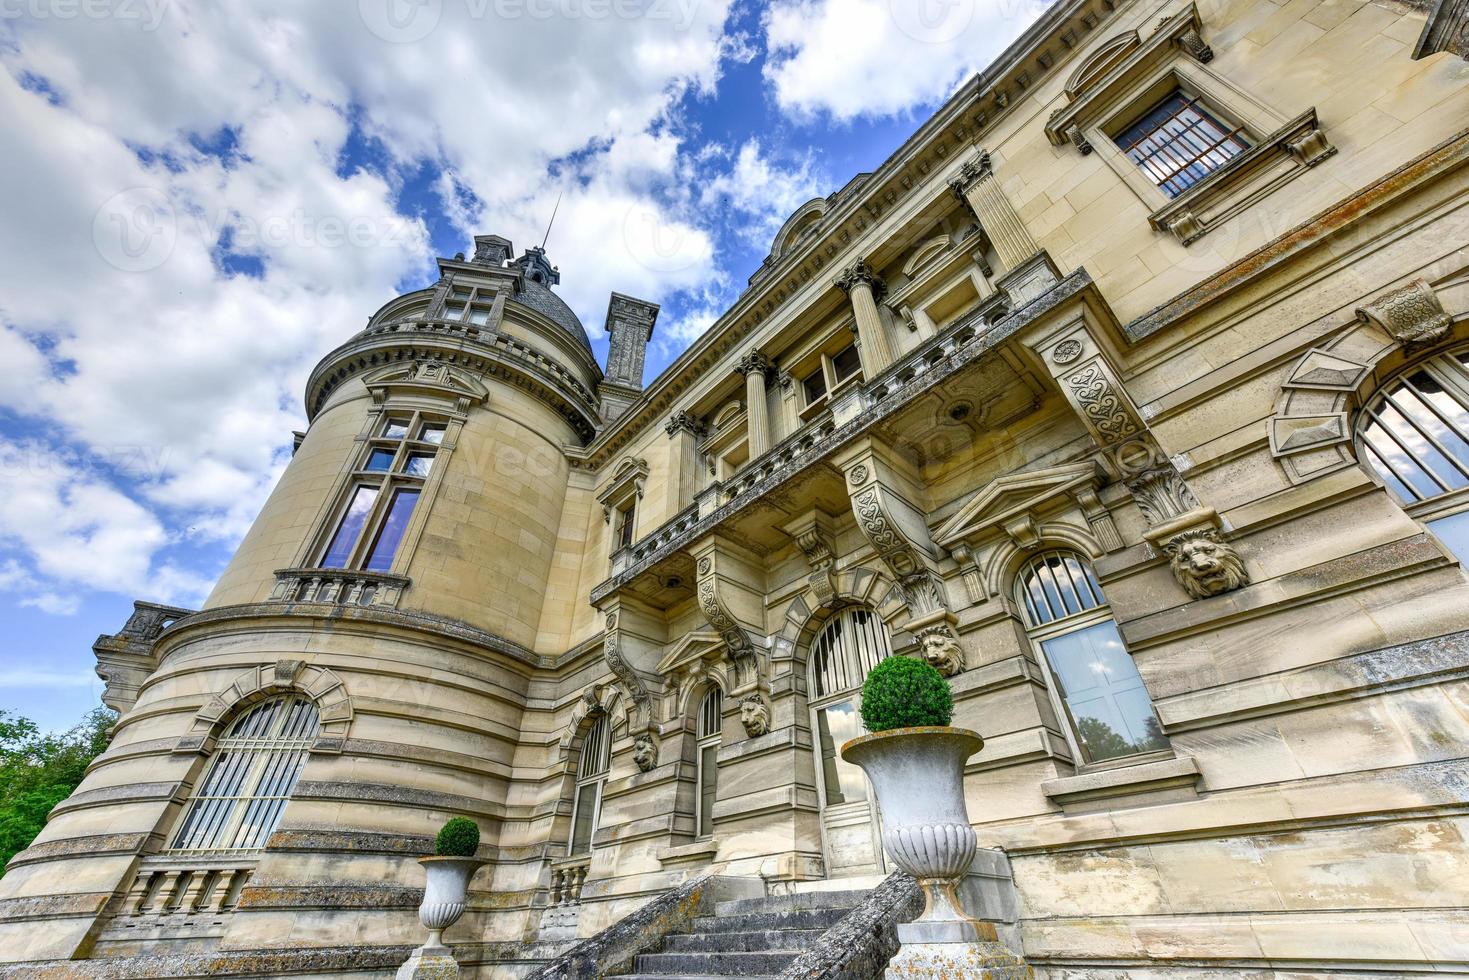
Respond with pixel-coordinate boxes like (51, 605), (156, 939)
(0, 0), (1043, 730)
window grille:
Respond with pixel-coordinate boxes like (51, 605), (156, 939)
(1116, 91), (1248, 197)
(171, 696), (319, 852)
(696, 689), (723, 838)
(569, 714), (610, 855)
(809, 606), (893, 699)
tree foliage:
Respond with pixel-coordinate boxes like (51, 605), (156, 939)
(0, 708), (115, 876)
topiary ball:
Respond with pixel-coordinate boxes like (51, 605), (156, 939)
(860, 656), (954, 733)
(435, 817), (480, 857)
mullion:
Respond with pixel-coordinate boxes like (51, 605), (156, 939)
(1384, 388), (1469, 482)
(1369, 405), (1454, 494)
(1402, 372), (1469, 455)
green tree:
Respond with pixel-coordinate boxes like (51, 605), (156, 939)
(0, 707), (115, 876)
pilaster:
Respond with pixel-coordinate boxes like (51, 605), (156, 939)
(950, 152), (1060, 306)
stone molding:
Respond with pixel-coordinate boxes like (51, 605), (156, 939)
(1270, 277), (1459, 484)
(92, 600), (194, 714)
(177, 661), (353, 756)
(559, 682), (623, 752)
(596, 456), (649, 524)
(361, 358), (490, 415)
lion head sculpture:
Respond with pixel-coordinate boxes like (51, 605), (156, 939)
(631, 734), (658, 773)
(918, 629), (964, 677)
(1167, 530), (1248, 599)
(739, 695), (770, 738)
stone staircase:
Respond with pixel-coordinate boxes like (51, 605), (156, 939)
(617, 889), (870, 980)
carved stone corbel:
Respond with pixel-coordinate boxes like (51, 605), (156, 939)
(693, 547), (764, 695)
(1357, 279), (1452, 349)
(601, 609), (653, 735)
(781, 510), (839, 607)
(1143, 510), (1250, 600)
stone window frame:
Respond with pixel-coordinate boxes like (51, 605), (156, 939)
(1352, 342), (1469, 561)
(788, 333), (864, 421)
(568, 712), (612, 858)
(702, 400), (751, 480)
(291, 361), (483, 586)
(1012, 550), (1173, 774)
(694, 686), (724, 841)
(596, 456), (649, 558)
(1046, 3), (1334, 245)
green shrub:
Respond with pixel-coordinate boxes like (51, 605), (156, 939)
(860, 656), (953, 733)
(435, 817), (480, 857)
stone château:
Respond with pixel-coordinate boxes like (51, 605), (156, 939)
(3, 0), (1469, 974)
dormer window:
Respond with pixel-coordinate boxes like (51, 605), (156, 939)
(440, 285), (496, 325)
(1116, 90), (1248, 198)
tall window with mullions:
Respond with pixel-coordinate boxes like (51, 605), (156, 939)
(568, 714), (610, 856)
(1116, 90), (1249, 198)
(1356, 346), (1469, 564)
(695, 689), (723, 839)
(171, 695), (320, 852)
(1017, 552), (1168, 767)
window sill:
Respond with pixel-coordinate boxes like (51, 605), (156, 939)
(657, 838), (720, 869)
(1148, 108), (1335, 245)
(1041, 754), (1201, 814)
(268, 567), (410, 609)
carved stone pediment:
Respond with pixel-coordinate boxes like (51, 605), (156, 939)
(362, 359), (489, 413)
(597, 456), (650, 523)
(935, 462), (1107, 548)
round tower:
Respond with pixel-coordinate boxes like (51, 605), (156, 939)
(0, 236), (611, 963)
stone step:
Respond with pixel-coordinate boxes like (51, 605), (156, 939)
(713, 889), (869, 917)
(688, 906), (850, 934)
(618, 976), (780, 980)
(663, 927), (825, 953)
(633, 949), (803, 975)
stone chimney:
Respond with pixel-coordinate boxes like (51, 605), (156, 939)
(600, 292), (659, 422)
(472, 234), (513, 266)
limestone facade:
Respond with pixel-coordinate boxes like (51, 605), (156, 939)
(4, 0), (1469, 974)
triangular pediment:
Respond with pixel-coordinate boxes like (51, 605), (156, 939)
(935, 462), (1102, 547)
(655, 630), (724, 676)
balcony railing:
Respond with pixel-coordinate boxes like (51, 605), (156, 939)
(123, 854), (256, 916)
(269, 568), (411, 609)
(549, 854), (591, 907)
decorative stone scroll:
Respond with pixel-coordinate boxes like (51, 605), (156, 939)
(601, 611), (653, 735)
(781, 510), (839, 607)
(693, 552), (763, 694)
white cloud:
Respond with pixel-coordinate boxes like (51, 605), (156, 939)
(702, 139), (825, 247)
(763, 0), (1046, 121)
(0, 0), (766, 609)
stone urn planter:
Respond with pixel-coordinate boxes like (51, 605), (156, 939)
(398, 856), (487, 979)
(844, 726), (1031, 977)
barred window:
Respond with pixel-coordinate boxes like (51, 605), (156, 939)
(696, 689), (722, 838)
(1017, 552), (1168, 766)
(568, 714), (610, 856)
(171, 695), (319, 852)
(808, 607), (893, 807)
(1357, 346), (1469, 564)
(1116, 91), (1248, 198)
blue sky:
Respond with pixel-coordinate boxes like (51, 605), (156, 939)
(0, 0), (1043, 731)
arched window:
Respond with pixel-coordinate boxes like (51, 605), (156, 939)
(1017, 552), (1168, 767)
(808, 607), (892, 807)
(1356, 346), (1469, 563)
(695, 689), (722, 839)
(171, 695), (320, 852)
(807, 605), (893, 878)
(568, 714), (610, 856)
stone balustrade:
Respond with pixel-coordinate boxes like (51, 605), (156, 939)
(268, 568), (411, 609)
(123, 855), (256, 917)
(548, 856), (591, 907)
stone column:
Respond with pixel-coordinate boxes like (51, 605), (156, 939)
(949, 152), (1035, 271)
(950, 151), (1059, 306)
(836, 262), (895, 377)
(664, 411), (707, 512)
(738, 351), (772, 459)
